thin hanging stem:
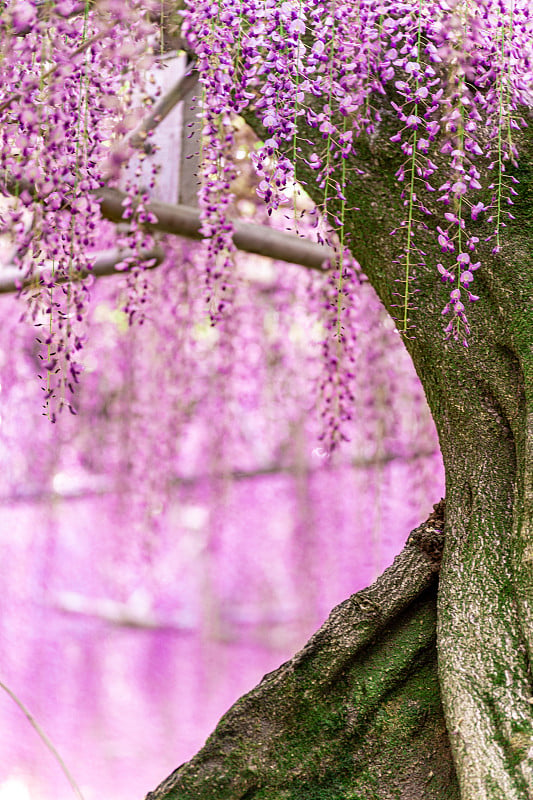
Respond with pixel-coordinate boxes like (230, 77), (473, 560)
(0, 679), (85, 800)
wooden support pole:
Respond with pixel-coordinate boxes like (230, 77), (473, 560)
(0, 247), (164, 295)
(129, 69), (199, 153)
(96, 188), (334, 271)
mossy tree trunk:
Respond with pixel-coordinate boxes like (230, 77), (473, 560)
(144, 47), (533, 797)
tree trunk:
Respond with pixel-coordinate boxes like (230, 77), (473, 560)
(144, 96), (532, 797)
(335, 123), (533, 798)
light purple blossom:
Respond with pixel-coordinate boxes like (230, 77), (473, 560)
(471, 202), (487, 221)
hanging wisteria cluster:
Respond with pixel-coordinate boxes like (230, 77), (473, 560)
(0, 0), (531, 447)
(0, 0), (158, 418)
(181, 0), (531, 345)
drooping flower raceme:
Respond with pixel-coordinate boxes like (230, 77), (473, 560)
(0, 0), (531, 440)
(0, 0), (158, 417)
(181, 0), (531, 348)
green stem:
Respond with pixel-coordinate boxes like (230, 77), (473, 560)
(401, 0), (423, 335)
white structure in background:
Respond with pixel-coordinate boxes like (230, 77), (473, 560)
(124, 51), (201, 207)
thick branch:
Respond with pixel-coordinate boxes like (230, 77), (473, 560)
(243, 93), (533, 799)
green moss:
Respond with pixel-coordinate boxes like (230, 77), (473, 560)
(511, 308), (533, 404)
(252, 596), (459, 799)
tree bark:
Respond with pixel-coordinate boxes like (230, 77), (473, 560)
(328, 122), (533, 799)
(239, 99), (532, 797)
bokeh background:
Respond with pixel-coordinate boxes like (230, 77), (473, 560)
(0, 49), (444, 800)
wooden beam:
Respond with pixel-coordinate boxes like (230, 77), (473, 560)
(1, 179), (333, 273)
(129, 69), (199, 154)
(0, 247), (164, 295)
(96, 188), (334, 271)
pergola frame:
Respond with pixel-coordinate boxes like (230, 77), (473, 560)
(0, 61), (334, 294)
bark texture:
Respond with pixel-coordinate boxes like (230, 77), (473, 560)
(330, 123), (533, 799)
(146, 505), (461, 800)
